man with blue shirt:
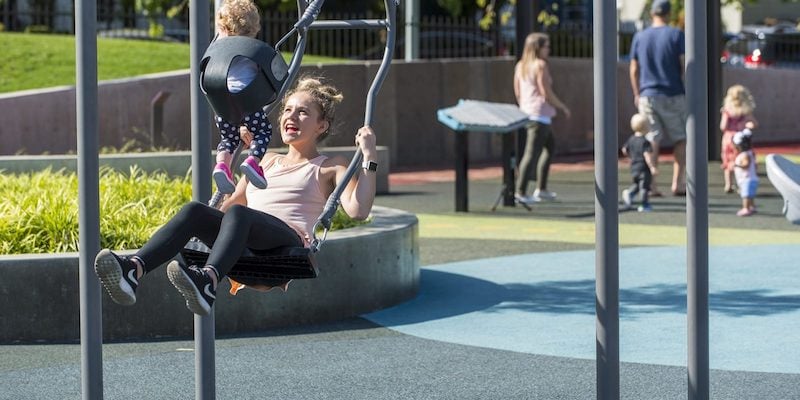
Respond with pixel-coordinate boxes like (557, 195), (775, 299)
(629, 0), (686, 196)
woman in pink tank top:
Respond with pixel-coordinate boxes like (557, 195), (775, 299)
(93, 77), (379, 316)
(513, 33), (571, 205)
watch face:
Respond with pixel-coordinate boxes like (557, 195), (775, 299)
(364, 161), (378, 171)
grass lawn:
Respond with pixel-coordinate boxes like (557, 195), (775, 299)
(0, 32), (348, 94)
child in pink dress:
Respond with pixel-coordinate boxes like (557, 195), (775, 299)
(720, 85), (757, 193)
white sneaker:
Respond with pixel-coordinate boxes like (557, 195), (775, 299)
(515, 193), (539, 205)
(621, 189), (633, 209)
(533, 189), (557, 201)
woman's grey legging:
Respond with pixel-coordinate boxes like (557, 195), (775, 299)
(515, 122), (554, 194)
(135, 201), (303, 277)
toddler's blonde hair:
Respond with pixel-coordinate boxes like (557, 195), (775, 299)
(630, 113), (649, 134)
(723, 84), (755, 117)
(217, 0), (261, 37)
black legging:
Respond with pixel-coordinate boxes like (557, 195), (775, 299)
(135, 201), (303, 278)
(515, 121), (554, 194)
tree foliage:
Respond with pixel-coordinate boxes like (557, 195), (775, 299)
(476, 0), (795, 30)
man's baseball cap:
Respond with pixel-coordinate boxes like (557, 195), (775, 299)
(651, 0), (671, 16)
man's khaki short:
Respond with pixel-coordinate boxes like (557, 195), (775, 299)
(638, 95), (687, 144)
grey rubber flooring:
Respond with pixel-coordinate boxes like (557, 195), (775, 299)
(1, 162), (798, 399)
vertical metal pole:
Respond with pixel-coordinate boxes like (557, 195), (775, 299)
(190, 0), (214, 398)
(593, 1), (619, 399)
(404, 0), (418, 61)
(502, 133), (515, 206)
(455, 132), (469, 212)
(686, 1), (710, 399)
(76, 0), (103, 397)
(707, 1), (722, 161)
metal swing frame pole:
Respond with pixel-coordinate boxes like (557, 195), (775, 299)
(310, 0), (397, 247)
(189, 0), (214, 397)
(76, 0), (103, 395)
(686, 0), (710, 398)
(593, 1), (619, 399)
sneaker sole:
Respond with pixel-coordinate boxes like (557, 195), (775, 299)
(167, 261), (212, 316)
(240, 163), (267, 189)
(94, 249), (136, 306)
(212, 170), (236, 194)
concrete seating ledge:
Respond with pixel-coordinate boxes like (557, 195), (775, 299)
(0, 145), (391, 194)
(0, 206), (418, 343)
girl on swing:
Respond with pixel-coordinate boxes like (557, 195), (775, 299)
(94, 77), (379, 316)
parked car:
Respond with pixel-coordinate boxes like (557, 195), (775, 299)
(722, 24), (800, 69)
(355, 31), (496, 60)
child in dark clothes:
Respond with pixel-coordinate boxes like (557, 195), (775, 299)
(622, 114), (658, 212)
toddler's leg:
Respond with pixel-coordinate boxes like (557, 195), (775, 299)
(239, 111), (272, 189)
(213, 116), (239, 194)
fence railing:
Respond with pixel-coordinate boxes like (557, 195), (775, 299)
(1, 7), (637, 60)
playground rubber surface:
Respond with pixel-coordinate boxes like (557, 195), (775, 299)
(1, 152), (799, 399)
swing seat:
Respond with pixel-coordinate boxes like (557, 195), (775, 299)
(179, 240), (318, 287)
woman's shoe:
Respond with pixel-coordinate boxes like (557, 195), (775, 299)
(533, 189), (557, 201)
(94, 249), (140, 305)
(514, 193), (539, 205)
(167, 261), (216, 316)
(736, 208), (754, 217)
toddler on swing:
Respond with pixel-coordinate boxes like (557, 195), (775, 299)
(208, 0), (271, 193)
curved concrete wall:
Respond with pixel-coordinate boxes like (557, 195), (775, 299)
(0, 206), (418, 343)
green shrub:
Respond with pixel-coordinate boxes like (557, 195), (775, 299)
(0, 167), (365, 255)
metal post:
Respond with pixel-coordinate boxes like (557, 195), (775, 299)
(76, 0), (103, 397)
(404, 0), (419, 61)
(686, 1), (710, 399)
(593, 1), (619, 399)
(707, 1), (722, 161)
(455, 132), (468, 212)
(190, 0), (214, 398)
(502, 133), (515, 206)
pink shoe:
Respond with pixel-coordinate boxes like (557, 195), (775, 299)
(212, 162), (236, 194)
(736, 208), (754, 217)
(240, 156), (267, 189)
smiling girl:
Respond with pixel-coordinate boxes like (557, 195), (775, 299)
(94, 77), (379, 315)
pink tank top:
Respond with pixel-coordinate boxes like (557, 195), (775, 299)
(245, 155), (329, 244)
(515, 63), (556, 120)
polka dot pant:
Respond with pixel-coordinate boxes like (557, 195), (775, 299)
(215, 111), (272, 159)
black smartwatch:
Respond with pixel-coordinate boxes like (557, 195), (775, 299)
(361, 160), (378, 172)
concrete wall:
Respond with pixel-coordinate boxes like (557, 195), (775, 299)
(0, 206), (418, 343)
(1, 58), (798, 168)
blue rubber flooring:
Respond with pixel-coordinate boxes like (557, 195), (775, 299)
(365, 244), (800, 374)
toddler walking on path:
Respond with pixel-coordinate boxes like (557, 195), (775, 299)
(621, 114), (658, 212)
(733, 129), (759, 217)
